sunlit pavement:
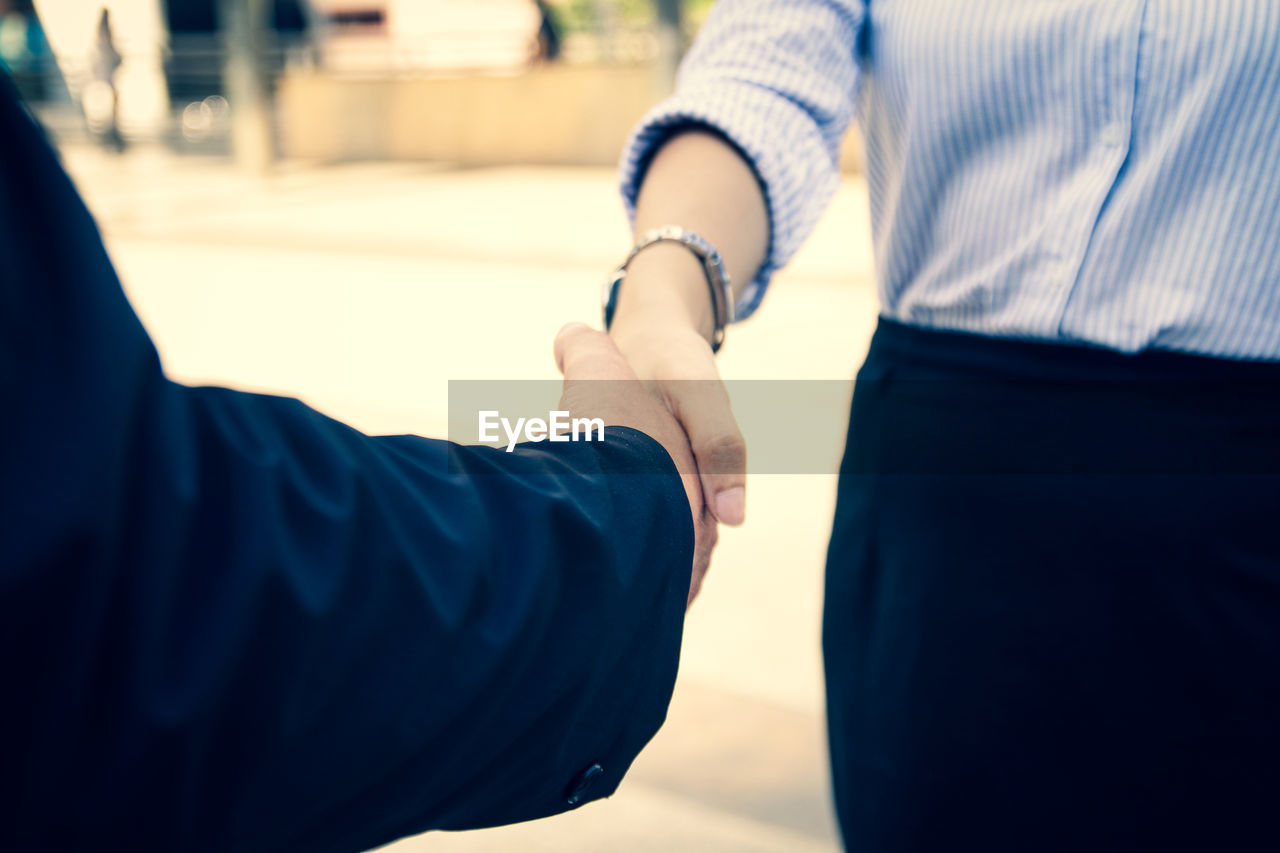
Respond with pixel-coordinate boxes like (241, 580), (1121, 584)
(59, 142), (880, 852)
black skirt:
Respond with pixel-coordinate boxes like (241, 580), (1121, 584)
(823, 318), (1280, 852)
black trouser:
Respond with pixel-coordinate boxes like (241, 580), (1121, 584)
(824, 319), (1280, 852)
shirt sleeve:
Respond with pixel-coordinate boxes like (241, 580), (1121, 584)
(0, 76), (692, 852)
(619, 0), (869, 319)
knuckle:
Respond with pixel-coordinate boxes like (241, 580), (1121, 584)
(699, 432), (747, 471)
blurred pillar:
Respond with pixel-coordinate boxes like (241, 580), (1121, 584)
(218, 0), (273, 173)
(653, 0), (681, 96)
(296, 0), (325, 69)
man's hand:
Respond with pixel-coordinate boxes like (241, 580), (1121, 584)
(554, 323), (717, 607)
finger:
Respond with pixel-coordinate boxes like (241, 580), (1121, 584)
(686, 512), (718, 609)
(553, 322), (589, 375)
(668, 381), (747, 526)
(687, 572), (704, 610)
(553, 322), (636, 383)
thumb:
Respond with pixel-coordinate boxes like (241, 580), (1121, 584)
(554, 322), (637, 383)
(669, 382), (747, 527)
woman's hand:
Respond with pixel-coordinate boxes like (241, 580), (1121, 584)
(608, 316), (747, 528)
(609, 128), (769, 526)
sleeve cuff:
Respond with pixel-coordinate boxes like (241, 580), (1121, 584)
(618, 81), (845, 321)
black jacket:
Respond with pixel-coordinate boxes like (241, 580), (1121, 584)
(0, 77), (691, 851)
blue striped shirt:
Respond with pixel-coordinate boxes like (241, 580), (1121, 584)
(620, 0), (1280, 360)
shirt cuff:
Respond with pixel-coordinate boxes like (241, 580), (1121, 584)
(618, 80), (844, 321)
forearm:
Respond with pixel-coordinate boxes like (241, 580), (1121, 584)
(612, 129), (769, 346)
(5, 378), (692, 849)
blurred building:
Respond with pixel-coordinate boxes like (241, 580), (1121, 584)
(162, 0), (310, 103)
(311, 0), (541, 74)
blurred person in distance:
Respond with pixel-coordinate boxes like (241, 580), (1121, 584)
(85, 7), (124, 152)
(607, 1), (1280, 850)
(0, 66), (715, 852)
(531, 0), (562, 64)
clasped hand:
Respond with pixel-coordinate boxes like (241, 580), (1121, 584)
(553, 321), (746, 608)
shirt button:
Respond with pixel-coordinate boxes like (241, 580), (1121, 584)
(565, 763), (605, 806)
(1099, 123), (1125, 147)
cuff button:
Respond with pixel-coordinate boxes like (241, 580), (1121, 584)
(565, 763), (605, 806)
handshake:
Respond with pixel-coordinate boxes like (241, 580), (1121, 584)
(2, 92), (769, 846)
(552, 320), (745, 607)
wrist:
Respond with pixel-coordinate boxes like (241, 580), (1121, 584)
(609, 312), (714, 375)
(609, 242), (716, 344)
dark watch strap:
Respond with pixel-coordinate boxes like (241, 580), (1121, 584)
(602, 225), (734, 353)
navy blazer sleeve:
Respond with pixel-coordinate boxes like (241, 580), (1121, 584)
(0, 79), (691, 852)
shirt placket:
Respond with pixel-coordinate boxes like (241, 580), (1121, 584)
(1044, 0), (1147, 331)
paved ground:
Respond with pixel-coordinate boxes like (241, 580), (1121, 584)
(58, 142), (881, 851)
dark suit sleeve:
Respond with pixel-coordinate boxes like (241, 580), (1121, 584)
(0, 79), (691, 852)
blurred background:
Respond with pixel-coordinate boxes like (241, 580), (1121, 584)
(5, 1), (877, 849)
